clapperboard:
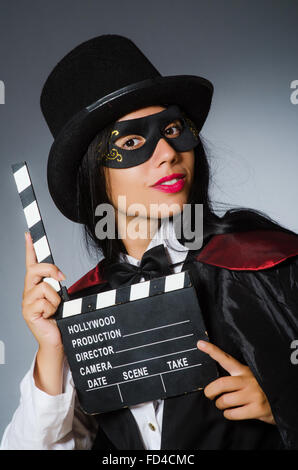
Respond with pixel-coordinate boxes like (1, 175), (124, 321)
(12, 162), (218, 415)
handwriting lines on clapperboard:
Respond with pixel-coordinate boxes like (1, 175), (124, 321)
(58, 270), (201, 393)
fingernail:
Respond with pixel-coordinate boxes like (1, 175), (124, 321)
(58, 271), (66, 280)
(25, 231), (31, 242)
(197, 340), (207, 349)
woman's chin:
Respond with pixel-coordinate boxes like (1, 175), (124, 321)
(149, 202), (186, 220)
(152, 193), (188, 214)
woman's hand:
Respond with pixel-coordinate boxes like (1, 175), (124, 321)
(22, 231), (65, 350)
(197, 340), (276, 425)
(22, 231), (66, 395)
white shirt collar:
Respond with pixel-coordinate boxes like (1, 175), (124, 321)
(119, 218), (188, 268)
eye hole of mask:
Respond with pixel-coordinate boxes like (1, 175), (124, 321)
(113, 119), (184, 151)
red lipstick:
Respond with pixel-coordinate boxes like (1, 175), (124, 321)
(151, 173), (186, 193)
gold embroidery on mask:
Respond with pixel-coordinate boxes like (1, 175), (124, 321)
(97, 130), (123, 163)
(181, 113), (199, 139)
(103, 148), (123, 162)
(96, 141), (103, 153)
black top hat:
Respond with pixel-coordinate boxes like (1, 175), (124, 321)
(40, 34), (213, 223)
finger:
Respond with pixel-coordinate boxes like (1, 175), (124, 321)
(42, 301), (60, 319)
(223, 403), (262, 421)
(25, 231), (37, 268)
(197, 340), (245, 376)
(24, 262), (66, 292)
(23, 298), (58, 322)
(204, 375), (244, 400)
(215, 390), (250, 410)
(23, 281), (62, 309)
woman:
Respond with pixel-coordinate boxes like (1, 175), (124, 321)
(1, 35), (298, 450)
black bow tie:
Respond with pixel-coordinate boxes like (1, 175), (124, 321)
(104, 244), (174, 289)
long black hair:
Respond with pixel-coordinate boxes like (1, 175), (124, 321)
(77, 115), (296, 264)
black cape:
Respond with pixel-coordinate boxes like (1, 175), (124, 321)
(67, 230), (298, 450)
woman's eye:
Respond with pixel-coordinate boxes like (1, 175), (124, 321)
(164, 122), (182, 138)
(116, 136), (144, 150)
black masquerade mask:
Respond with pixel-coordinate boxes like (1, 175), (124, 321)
(99, 105), (200, 168)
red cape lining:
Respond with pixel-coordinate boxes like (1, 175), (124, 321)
(68, 230), (298, 295)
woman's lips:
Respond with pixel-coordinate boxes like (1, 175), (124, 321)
(151, 174), (186, 193)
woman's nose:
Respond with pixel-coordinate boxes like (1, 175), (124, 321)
(151, 137), (178, 165)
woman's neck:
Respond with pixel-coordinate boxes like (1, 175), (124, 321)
(117, 211), (162, 260)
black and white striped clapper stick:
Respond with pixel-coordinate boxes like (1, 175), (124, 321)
(11, 162), (69, 301)
(59, 270), (191, 319)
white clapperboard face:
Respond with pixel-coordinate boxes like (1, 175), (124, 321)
(12, 162), (219, 415)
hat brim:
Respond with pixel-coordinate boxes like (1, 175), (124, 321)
(47, 75), (213, 223)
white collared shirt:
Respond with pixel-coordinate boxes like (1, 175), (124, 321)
(0, 219), (189, 450)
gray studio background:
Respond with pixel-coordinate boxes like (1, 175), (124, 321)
(0, 0), (297, 439)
